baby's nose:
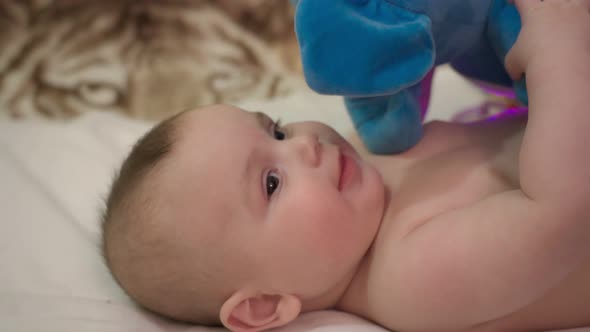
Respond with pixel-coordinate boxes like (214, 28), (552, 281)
(293, 133), (321, 167)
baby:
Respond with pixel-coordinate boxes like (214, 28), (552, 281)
(101, 1), (590, 331)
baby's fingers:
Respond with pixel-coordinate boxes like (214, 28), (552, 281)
(510, 0), (547, 22)
(504, 38), (526, 81)
(513, 0), (590, 19)
(511, 0), (538, 11)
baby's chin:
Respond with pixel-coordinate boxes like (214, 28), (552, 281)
(364, 161), (388, 233)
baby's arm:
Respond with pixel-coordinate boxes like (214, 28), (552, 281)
(505, 0), (590, 207)
(386, 1), (590, 330)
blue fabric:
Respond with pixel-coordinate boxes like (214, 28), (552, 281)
(294, 0), (525, 154)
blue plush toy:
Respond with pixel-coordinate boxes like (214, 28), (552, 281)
(293, 0), (527, 154)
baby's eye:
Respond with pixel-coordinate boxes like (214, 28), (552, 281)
(272, 119), (286, 141)
(265, 170), (281, 198)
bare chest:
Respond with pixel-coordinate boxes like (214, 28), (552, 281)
(363, 123), (590, 331)
(472, 257), (590, 332)
(377, 132), (522, 240)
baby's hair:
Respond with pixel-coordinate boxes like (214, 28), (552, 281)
(100, 109), (226, 326)
(101, 111), (181, 269)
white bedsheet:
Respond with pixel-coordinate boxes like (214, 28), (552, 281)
(2, 67), (587, 332)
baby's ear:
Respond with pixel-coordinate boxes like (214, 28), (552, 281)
(220, 290), (301, 332)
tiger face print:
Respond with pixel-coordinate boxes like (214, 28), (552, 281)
(0, 0), (303, 120)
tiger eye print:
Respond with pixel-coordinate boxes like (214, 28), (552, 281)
(0, 0), (302, 120)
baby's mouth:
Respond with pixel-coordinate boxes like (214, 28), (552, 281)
(338, 152), (344, 191)
(338, 150), (358, 191)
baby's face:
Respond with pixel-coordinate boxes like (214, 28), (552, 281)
(156, 105), (386, 299)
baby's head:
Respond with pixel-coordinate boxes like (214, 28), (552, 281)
(101, 104), (386, 331)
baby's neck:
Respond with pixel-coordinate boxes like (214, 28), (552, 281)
(301, 134), (422, 318)
(300, 262), (367, 313)
(331, 150), (421, 321)
(330, 159), (404, 321)
(332, 242), (379, 321)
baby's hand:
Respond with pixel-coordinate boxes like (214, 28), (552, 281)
(505, 0), (590, 80)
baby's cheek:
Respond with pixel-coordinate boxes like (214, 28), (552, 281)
(296, 193), (356, 254)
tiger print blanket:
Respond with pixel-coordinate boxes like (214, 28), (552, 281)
(0, 0), (303, 120)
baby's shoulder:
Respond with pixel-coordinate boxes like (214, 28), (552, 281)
(406, 120), (473, 157)
(415, 116), (526, 156)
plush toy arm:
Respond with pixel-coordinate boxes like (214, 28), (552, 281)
(294, 0), (434, 96)
(345, 84), (424, 154)
(294, 0), (434, 153)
